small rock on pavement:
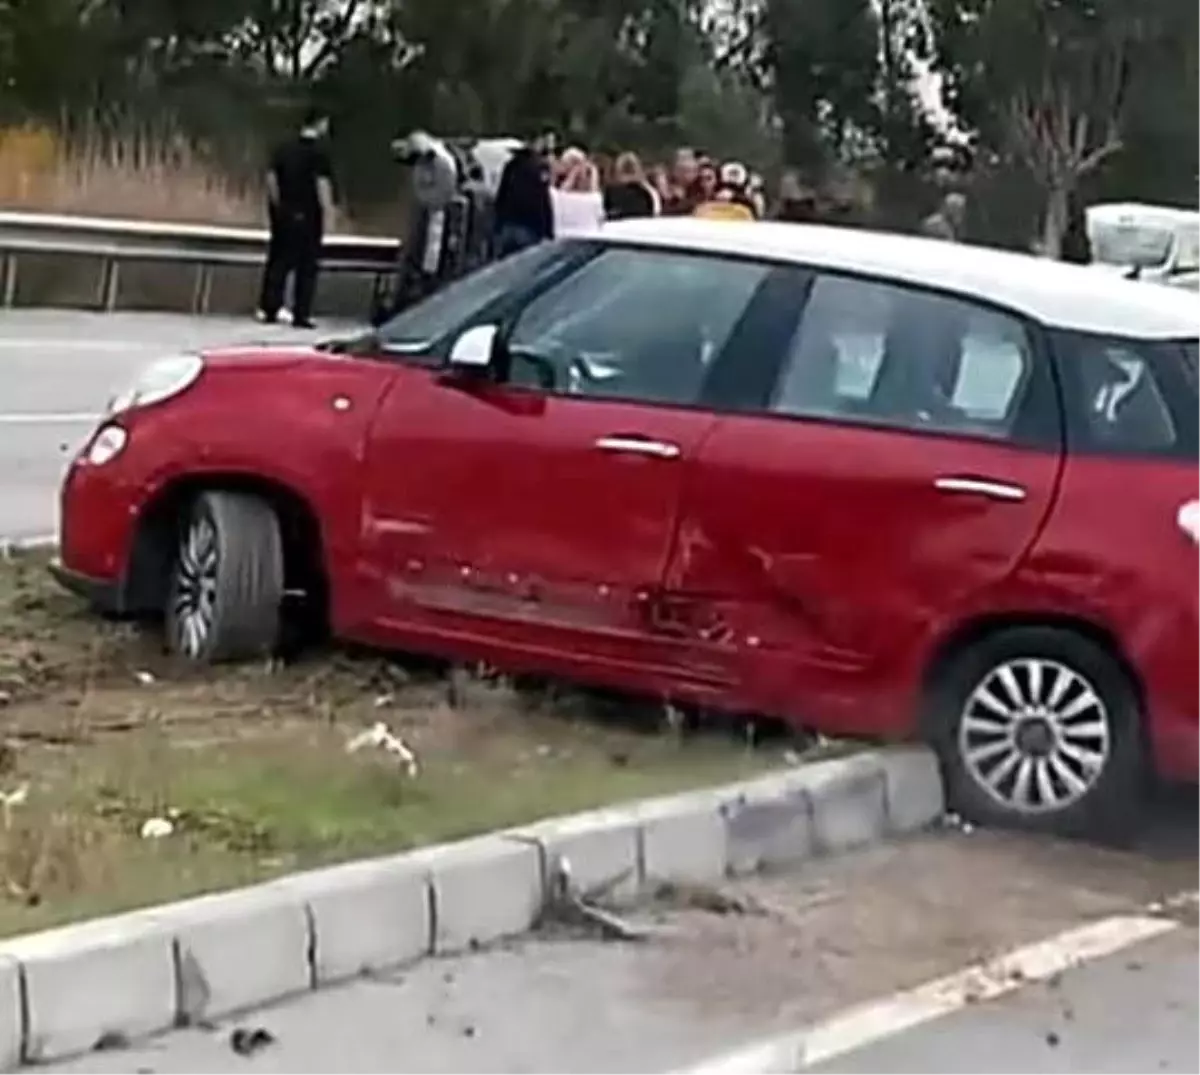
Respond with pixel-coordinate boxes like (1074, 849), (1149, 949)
(229, 1026), (276, 1057)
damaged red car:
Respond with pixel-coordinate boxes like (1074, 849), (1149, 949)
(52, 218), (1199, 838)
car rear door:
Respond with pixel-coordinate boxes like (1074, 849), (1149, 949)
(362, 243), (786, 693)
(1036, 329), (1199, 775)
(667, 270), (1065, 732)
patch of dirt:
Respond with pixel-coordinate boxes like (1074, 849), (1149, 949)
(0, 549), (788, 936)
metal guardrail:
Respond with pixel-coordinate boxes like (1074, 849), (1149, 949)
(0, 211), (400, 313)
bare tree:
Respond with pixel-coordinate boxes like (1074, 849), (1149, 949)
(1004, 4), (1134, 255)
(928, 0), (1174, 254)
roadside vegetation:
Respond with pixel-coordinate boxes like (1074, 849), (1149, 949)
(0, 123), (262, 228)
(0, 548), (790, 937)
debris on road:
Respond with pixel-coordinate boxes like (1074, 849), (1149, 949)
(229, 1026), (276, 1057)
(93, 1030), (131, 1052)
(653, 881), (769, 917)
(541, 855), (655, 943)
(942, 811), (977, 835)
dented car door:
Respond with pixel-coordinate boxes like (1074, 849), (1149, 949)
(361, 244), (785, 695)
(668, 270), (1064, 734)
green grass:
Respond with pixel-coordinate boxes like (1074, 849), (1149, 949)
(0, 549), (783, 935)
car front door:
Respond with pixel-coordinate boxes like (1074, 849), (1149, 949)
(669, 270), (1065, 732)
(362, 243), (782, 691)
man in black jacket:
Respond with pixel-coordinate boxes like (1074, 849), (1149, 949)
(492, 141), (553, 256)
(257, 107), (336, 329)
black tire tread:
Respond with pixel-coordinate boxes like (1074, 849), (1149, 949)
(170, 491), (284, 664)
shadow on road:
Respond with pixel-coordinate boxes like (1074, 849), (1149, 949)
(1137, 784), (1198, 862)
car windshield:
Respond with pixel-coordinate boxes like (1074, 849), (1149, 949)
(1181, 340), (1198, 388)
(376, 242), (574, 352)
(1090, 223), (1174, 269)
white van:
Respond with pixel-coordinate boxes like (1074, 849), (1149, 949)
(1086, 202), (1200, 290)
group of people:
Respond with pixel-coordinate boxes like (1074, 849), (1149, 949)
(492, 141), (777, 254)
(255, 111), (1092, 327)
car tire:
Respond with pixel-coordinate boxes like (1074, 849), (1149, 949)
(931, 627), (1146, 841)
(165, 490), (284, 664)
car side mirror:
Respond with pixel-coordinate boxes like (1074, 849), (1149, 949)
(446, 324), (498, 372)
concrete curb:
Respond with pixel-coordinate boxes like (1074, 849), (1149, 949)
(0, 745), (943, 1068)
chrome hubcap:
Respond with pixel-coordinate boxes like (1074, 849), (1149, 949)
(959, 657), (1111, 815)
(171, 514), (218, 658)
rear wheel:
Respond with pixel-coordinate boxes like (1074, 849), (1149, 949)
(165, 491), (284, 663)
(932, 627), (1146, 840)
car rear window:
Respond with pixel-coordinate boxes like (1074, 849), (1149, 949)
(1062, 333), (1190, 456)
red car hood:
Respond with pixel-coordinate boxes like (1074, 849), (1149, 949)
(199, 343), (349, 370)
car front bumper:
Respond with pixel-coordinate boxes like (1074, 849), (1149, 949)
(47, 557), (124, 615)
(54, 437), (145, 614)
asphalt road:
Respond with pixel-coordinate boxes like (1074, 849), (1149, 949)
(35, 803), (1199, 1075)
(0, 310), (350, 543)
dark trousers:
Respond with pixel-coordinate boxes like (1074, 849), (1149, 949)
(258, 208), (322, 322)
(493, 223), (539, 258)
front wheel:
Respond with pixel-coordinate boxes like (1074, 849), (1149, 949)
(932, 627), (1146, 840)
(165, 491), (284, 664)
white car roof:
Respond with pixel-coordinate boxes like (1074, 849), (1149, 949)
(1087, 202), (1200, 227)
(597, 217), (1200, 340)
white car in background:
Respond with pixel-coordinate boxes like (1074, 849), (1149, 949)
(1086, 202), (1200, 290)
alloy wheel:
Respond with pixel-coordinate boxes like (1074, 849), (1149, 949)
(171, 512), (219, 659)
(958, 657), (1112, 815)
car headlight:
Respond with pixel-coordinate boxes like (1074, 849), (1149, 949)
(85, 425), (128, 466)
(107, 354), (204, 416)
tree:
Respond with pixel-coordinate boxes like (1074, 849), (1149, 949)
(2, 0), (796, 219)
(928, 0), (1188, 254)
(757, 0), (881, 173)
(875, 0), (937, 164)
(1, 0), (113, 116)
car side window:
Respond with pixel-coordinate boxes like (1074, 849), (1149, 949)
(771, 273), (1033, 440)
(503, 248), (772, 406)
(1072, 338), (1178, 453)
(377, 240), (578, 354)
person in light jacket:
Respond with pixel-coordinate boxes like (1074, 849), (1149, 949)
(551, 148), (606, 237)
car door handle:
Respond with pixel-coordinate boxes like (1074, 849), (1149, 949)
(935, 476), (1028, 502)
(594, 436), (681, 459)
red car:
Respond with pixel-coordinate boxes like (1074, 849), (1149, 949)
(52, 219), (1198, 837)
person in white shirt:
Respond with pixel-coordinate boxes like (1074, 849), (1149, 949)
(551, 147), (606, 237)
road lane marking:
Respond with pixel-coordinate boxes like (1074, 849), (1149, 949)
(0, 339), (159, 351)
(675, 908), (1186, 1074)
(0, 413), (100, 424)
